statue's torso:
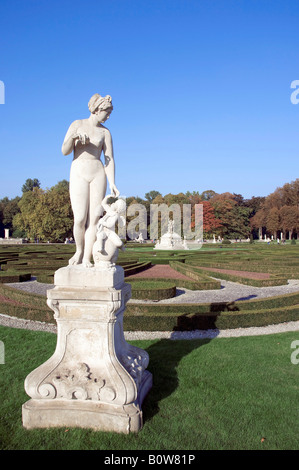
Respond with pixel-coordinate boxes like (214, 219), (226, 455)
(73, 119), (106, 161)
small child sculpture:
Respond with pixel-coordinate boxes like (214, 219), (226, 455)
(93, 195), (126, 267)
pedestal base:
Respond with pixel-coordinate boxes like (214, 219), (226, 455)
(22, 265), (152, 433)
(23, 370), (152, 433)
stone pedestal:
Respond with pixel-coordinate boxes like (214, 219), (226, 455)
(22, 265), (152, 433)
(154, 230), (187, 250)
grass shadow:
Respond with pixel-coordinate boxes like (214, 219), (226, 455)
(209, 301), (240, 312)
(235, 295), (257, 301)
(172, 302), (239, 331)
(142, 337), (213, 424)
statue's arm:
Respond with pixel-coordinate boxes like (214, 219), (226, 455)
(61, 120), (80, 156)
(101, 194), (111, 213)
(100, 213), (118, 229)
(103, 129), (119, 197)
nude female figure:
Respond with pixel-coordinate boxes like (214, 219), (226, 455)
(61, 93), (120, 267)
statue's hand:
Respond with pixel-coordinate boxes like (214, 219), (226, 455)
(74, 133), (90, 146)
(110, 185), (120, 198)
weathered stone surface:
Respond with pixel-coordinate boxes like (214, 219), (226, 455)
(22, 267), (152, 433)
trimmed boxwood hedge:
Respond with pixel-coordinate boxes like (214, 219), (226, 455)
(129, 279), (177, 300)
(174, 261), (288, 287)
(127, 275), (218, 291)
(1, 243), (299, 331)
(1, 281), (299, 331)
(124, 290), (299, 331)
(0, 272), (31, 283)
(123, 261), (152, 276)
(124, 303), (299, 331)
(169, 260), (221, 289)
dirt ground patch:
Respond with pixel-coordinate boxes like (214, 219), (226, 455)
(126, 264), (271, 281)
(0, 294), (29, 307)
(197, 266), (271, 280)
(126, 264), (192, 280)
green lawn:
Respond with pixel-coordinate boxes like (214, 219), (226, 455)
(0, 325), (298, 450)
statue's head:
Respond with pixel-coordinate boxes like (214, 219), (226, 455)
(111, 198), (126, 214)
(88, 94), (113, 114)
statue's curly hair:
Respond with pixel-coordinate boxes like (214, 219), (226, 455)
(88, 93), (113, 114)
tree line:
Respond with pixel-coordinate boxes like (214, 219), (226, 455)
(251, 179), (299, 240)
(0, 178), (298, 242)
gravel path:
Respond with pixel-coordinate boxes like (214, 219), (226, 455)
(1, 311), (298, 340)
(5, 277), (299, 303)
(2, 277), (299, 339)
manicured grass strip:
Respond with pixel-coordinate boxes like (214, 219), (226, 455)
(128, 275), (213, 291)
(0, 326), (298, 450)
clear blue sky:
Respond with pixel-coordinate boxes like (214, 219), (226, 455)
(0, 0), (298, 200)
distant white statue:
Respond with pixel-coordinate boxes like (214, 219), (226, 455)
(62, 93), (120, 267)
(168, 220), (174, 234)
(154, 218), (187, 250)
(183, 236), (189, 250)
(135, 232), (144, 243)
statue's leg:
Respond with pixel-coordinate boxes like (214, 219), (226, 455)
(96, 231), (107, 253)
(82, 171), (106, 267)
(69, 171), (89, 265)
(108, 231), (123, 248)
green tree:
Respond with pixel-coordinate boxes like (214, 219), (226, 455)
(144, 190), (161, 203)
(2, 197), (21, 227)
(13, 187), (44, 240)
(0, 196), (21, 237)
(244, 196), (266, 217)
(200, 190), (217, 201)
(22, 178), (41, 193)
(40, 181), (73, 241)
(210, 192), (251, 239)
(13, 181), (73, 242)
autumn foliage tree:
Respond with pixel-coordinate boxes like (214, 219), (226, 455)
(5, 178), (299, 243)
(186, 191), (222, 238)
(250, 179), (299, 240)
(280, 205), (299, 239)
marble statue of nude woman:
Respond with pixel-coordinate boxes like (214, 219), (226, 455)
(61, 93), (120, 267)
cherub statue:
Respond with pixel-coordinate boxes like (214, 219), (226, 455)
(92, 195), (126, 266)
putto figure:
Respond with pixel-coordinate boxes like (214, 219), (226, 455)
(62, 93), (120, 267)
(93, 194), (126, 266)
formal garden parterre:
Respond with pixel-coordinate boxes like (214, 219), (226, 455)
(1, 241), (299, 332)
